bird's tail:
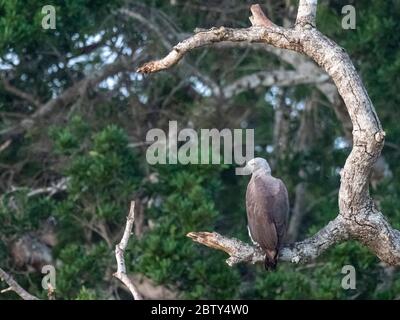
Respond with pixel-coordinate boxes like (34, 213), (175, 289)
(264, 251), (278, 271)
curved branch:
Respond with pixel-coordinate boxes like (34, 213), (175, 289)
(137, 26), (301, 74)
(139, 3), (399, 266)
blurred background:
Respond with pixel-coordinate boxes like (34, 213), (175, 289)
(0, 0), (400, 299)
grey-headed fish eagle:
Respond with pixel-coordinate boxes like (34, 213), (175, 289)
(244, 158), (289, 270)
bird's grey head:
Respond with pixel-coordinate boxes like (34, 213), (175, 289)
(244, 158), (271, 175)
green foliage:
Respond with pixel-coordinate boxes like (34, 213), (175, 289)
(0, 0), (122, 52)
(0, 190), (55, 235)
(0, 119), (143, 297)
(49, 116), (89, 155)
(75, 286), (97, 300)
(131, 165), (241, 299)
(56, 243), (109, 299)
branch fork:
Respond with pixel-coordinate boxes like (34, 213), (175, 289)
(113, 201), (142, 300)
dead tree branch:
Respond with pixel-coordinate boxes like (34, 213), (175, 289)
(296, 0), (318, 27)
(249, 4), (276, 28)
(187, 215), (348, 266)
(120, 8), (221, 96)
(26, 177), (69, 197)
(0, 267), (39, 300)
(139, 1), (400, 266)
(113, 201), (142, 300)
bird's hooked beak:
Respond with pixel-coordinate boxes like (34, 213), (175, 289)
(241, 161), (253, 175)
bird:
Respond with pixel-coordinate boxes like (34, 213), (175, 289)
(244, 157), (289, 270)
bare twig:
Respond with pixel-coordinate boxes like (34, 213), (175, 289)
(27, 177), (69, 197)
(47, 283), (56, 300)
(0, 267), (40, 300)
(137, 26), (300, 74)
(0, 139), (11, 153)
(296, 0), (318, 27)
(113, 201), (142, 300)
(249, 4), (276, 27)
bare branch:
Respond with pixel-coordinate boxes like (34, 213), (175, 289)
(113, 201), (142, 300)
(27, 177), (69, 197)
(0, 267), (40, 300)
(249, 4), (276, 27)
(187, 231), (263, 266)
(187, 215), (348, 266)
(296, 0), (318, 28)
(137, 26), (301, 74)
(0, 139), (11, 153)
(47, 283), (56, 300)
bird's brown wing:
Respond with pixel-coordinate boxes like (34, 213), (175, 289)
(246, 175), (289, 251)
(272, 178), (289, 248)
(246, 175), (278, 253)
